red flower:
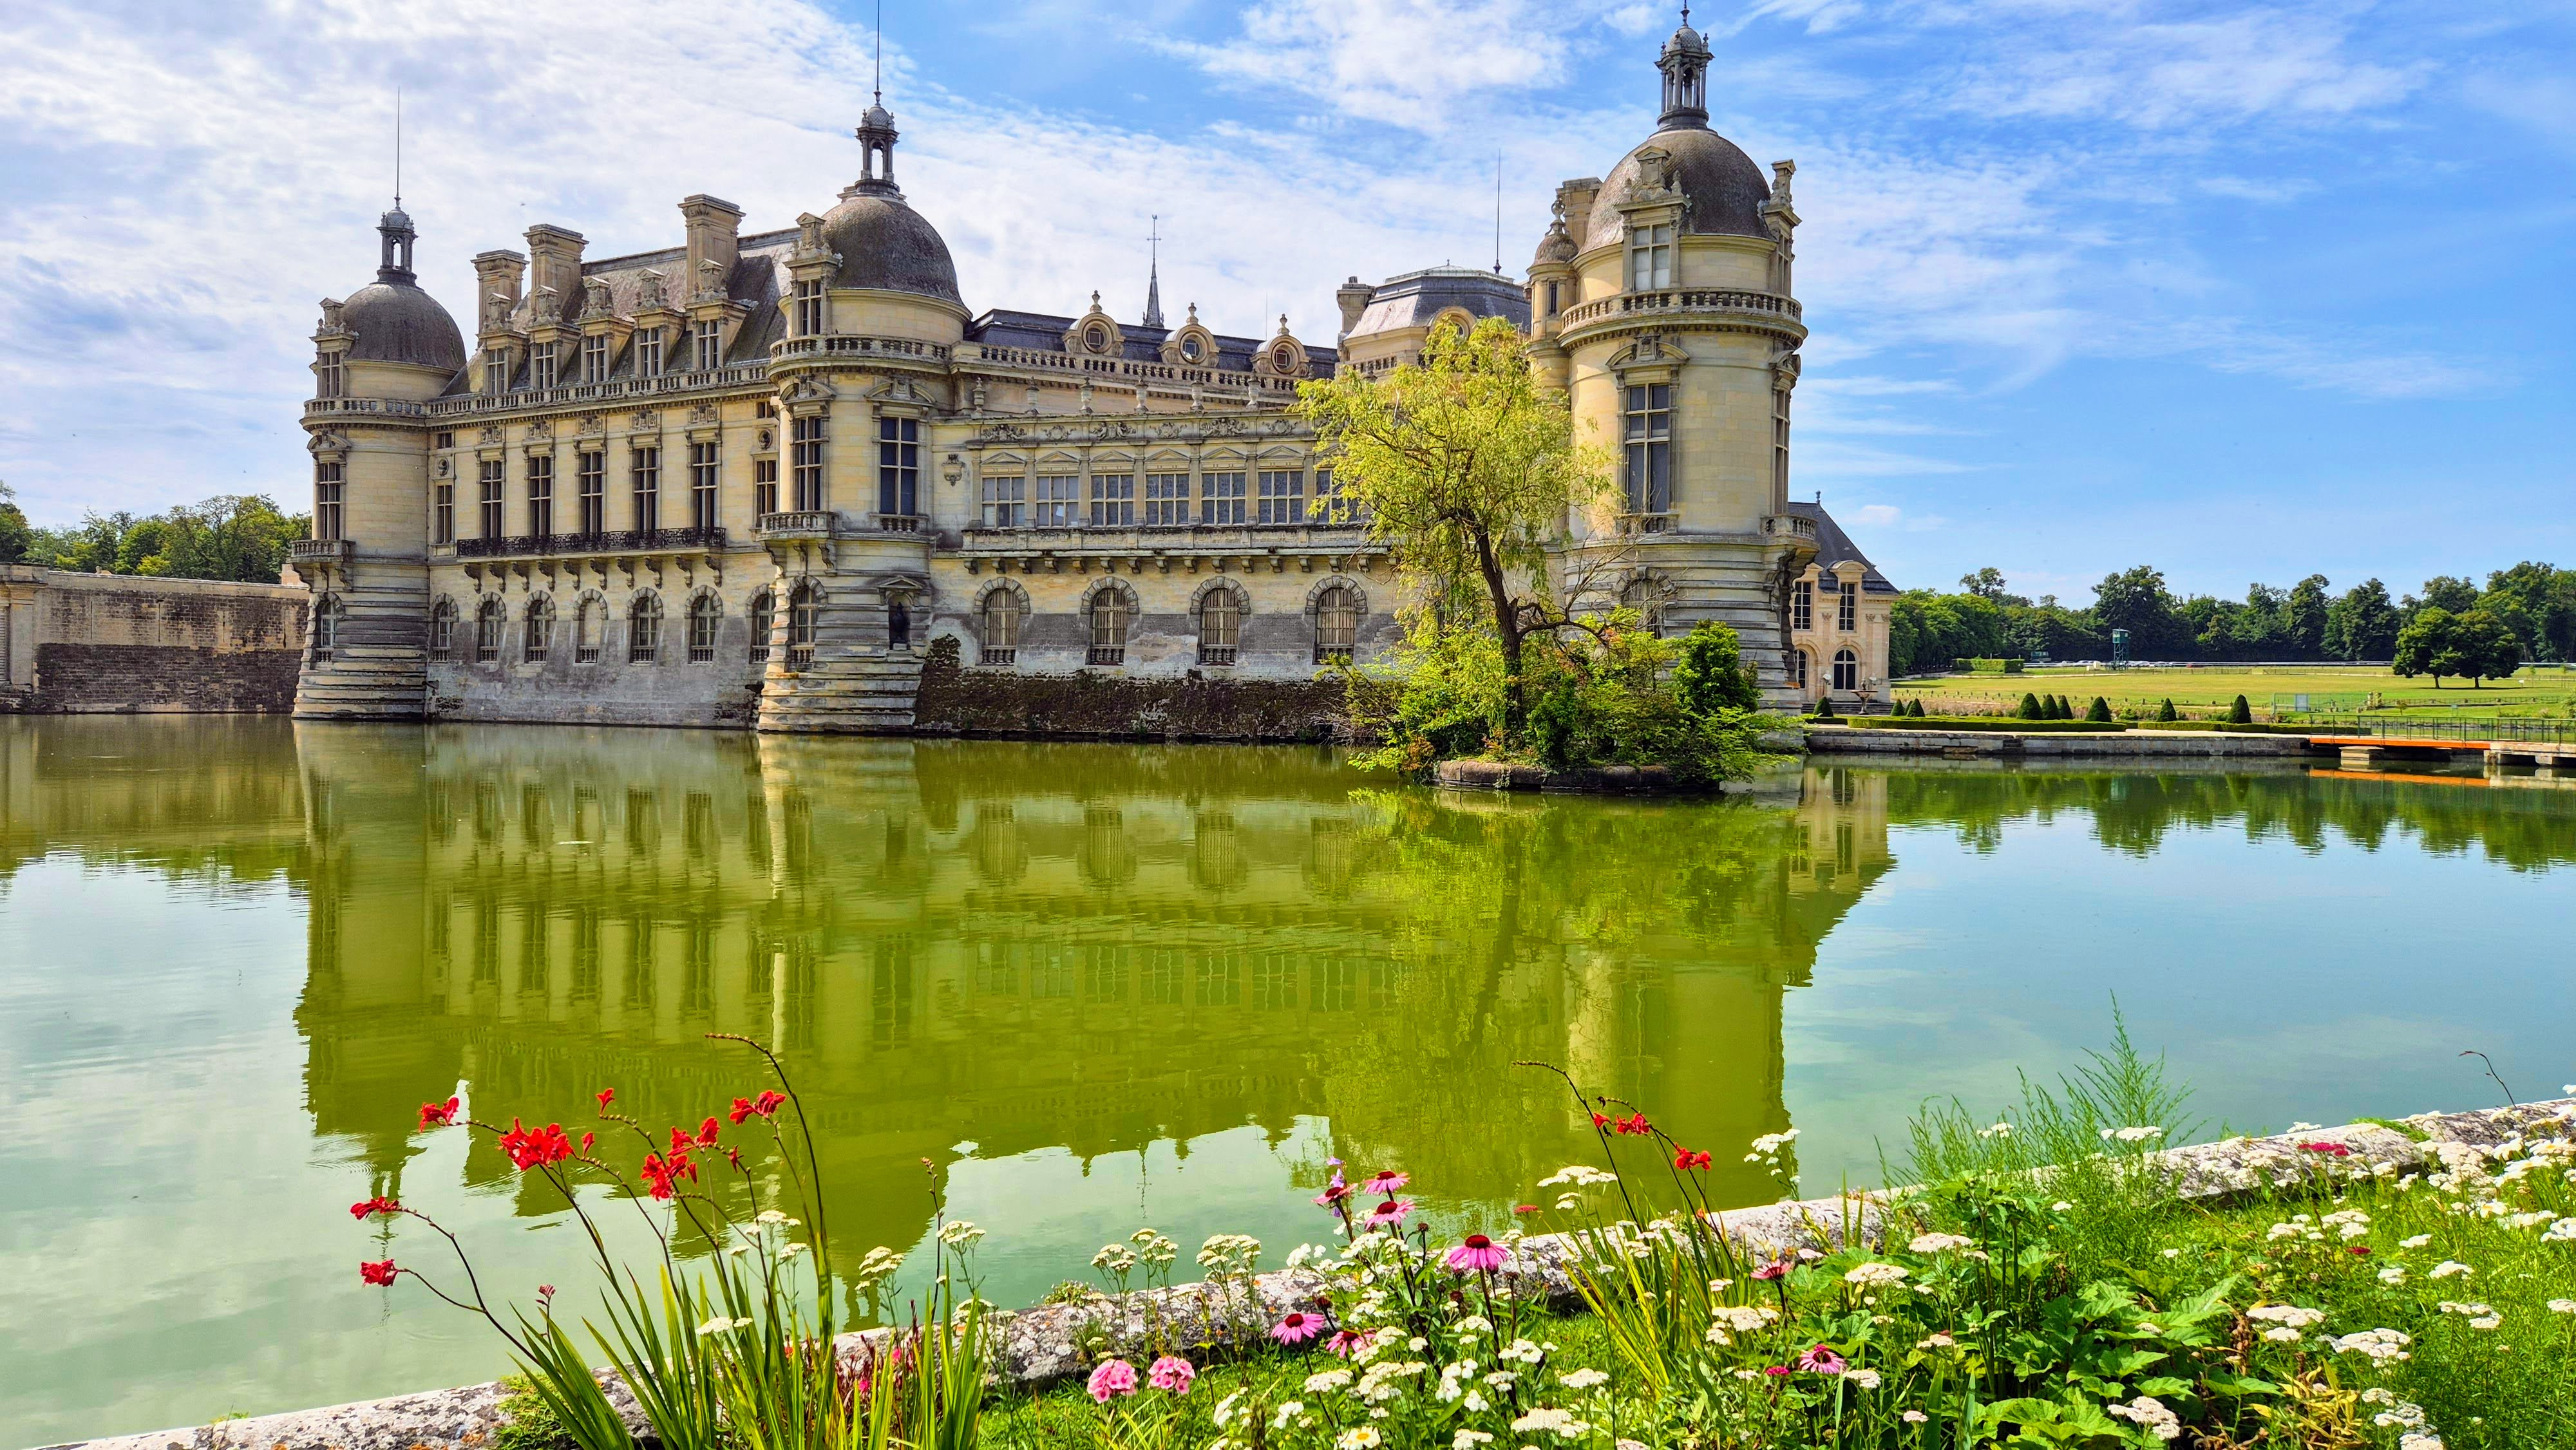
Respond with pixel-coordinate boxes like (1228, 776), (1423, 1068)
(359, 1259), (398, 1286)
(596, 1088), (615, 1110)
(724, 1148), (744, 1171)
(728, 1097), (757, 1125)
(1610, 1113), (1653, 1136)
(639, 1151), (700, 1200)
(1591, 1112), (1610, 1130)
(2348, 1245), (2372, 1257)
(350, 1195), (401, 1219)
(696, 1116), (721, 1147)
(417, 1097), (460, 1129)
(752, 1090), (788, 1118)
(1673, 1148), (1714, 1171)
(580, 1131), (596, 1153)
(1753, 1261), (1790, 1281)
(2297, 1140), (2354, 1158)
(499, 1119), (574, 1171)
(1511, 1203), (1540, 1214)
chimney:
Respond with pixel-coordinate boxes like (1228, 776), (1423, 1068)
(1335, 276), (1375, 340)
(680, 194), (746, 301)
(524, 226), (586, 324)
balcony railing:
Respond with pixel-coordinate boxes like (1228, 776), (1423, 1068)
(1557, 288), (1803, 330)
(423, 363), (771, 417)
(1086, 646), (1125, 666)
(1614, 513), (1678, 536)
(453, 527), (727, 560)
(955, 341), (1306, 396)
(979, 648), (1018, 667)
(1763, 513), (1819, 542)
(289, 538), (353, 563)
(755, 511), (840, 538)
(870, 513), (930, 534)
(770, 334), (953, 362)
(1197, 646), (1238, 667)
(303, 397), (428, 419)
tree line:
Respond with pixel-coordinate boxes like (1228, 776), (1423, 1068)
(1891, 563), (2576, 681)
(0, 483), (309, 584)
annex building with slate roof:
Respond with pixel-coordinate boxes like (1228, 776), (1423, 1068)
(287, 21), (1891, 730)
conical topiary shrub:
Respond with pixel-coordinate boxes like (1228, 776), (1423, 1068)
(2018, 692), (2045, 720)
(2086, 695), (2113, 722)
(2227, 694), (2253, 724)
(2157, 697), (2179, 722)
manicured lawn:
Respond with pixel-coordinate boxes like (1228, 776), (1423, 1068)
(1896, 665), (2576, 720)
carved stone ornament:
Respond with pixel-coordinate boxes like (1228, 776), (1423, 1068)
(694, 258), (728, 303)
(478, 425), (504, 445)
(1635, 146), (1678, 197)
(583, 277), (614, 319)
(306, 431), (350, 454)
(317, 297), (348, 334)
(531, 285), (562, 323)
(525, 419), (555, 440)
(637, 268), (668, 310)
(630, 409), (660, 431)
(687, 402), (720, 426)
(578, 412), (607, 435)
(780, 374), (835, 407)
(1772, 349), (1803, 391)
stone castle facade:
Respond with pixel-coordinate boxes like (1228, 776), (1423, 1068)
(290, 21), (1893, 731)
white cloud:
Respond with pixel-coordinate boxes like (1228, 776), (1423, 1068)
(1852, 503), (1903, 525)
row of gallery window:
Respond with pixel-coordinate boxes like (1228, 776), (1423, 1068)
(374, 579), (1367, 670)
(1789, 578), (1863, 633)
(975, 468), (1354, 529)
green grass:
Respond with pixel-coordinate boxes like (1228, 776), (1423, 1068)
(1897, 664), (2576, 720)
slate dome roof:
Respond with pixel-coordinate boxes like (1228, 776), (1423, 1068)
(1585, 125), (1774, 242)
(820, 192), (963, 305)
(339, 278), (467, 370)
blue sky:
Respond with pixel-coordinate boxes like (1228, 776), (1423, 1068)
(0, 0), (2567, 601)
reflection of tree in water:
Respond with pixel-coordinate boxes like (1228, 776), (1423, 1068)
(1880, 766), (2576, 872)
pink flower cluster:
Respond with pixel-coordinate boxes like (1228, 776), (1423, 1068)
(1086, 1355), (1196, 1402)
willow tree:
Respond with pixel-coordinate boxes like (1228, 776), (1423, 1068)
(1295, 316), (1609, 732)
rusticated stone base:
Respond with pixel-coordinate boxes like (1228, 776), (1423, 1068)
(908, 637), (1347, 741)
(53, 1098), (2570, 1450)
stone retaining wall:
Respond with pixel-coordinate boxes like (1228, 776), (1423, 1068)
(1805, 726), (2315, 759)
(48, 1097), (2571, 1450)
(908, 637), (1347, 741)
(0, 568), (307, 715)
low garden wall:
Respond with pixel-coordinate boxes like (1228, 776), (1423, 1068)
(907, 639), (1347, 742)
(1806, 726), (2315, 759)
(49, 1097), (2571, 1450)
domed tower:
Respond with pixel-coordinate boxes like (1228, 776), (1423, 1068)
(294, 200), (467, 719)
(755, 97), (961, 735)
(1535, 14), (1814, 703)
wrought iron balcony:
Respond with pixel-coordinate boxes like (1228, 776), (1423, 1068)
(453, 527), (727, 560)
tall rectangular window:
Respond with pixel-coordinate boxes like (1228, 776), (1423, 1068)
(433, 482), (455, 545)
(485, 352), (511, 393)
(789, 417), (825, 511)
(1256, 469), (1304, 524)
(1090, 474), (1134, 527)
(1034, 475), (1078, 527)
(979, 475), (1025, 529)
(636, 329), (663, 378)
(533, 346), (559, 389)
(1200, 471), (1247, 525)
(631, 446), (661, 531)
(688, 442), (719, 530)
(1314, 467), (1356, 523)
(526, 454), (554, 537)
(580, 334), (609, 384)
(1629, 223), (1673, 290)
(576, 451), (606, 534)
(313, 460), (345, 540)
(793, 279), (825, 337)
(1622, 383), (1672, 523)
(1838, 580), (1859, 632)
(753, 458), (779, 518)
(316, 351), (346, 399)
(1143, 473), (1188, 526)
(1792, 579), (1813, 632)
(876, 417), (918, 516)
(478, 459), (506, 538)
(693, 320), (723, 372)
(1772, 387), (1792, 501)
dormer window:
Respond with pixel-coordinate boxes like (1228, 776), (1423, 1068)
(1085, 323), (1109, 352)
(1180, 335), (1204, 362)
(580, 334), (609, 384)
(533, 348), (559, 390)
(693, 320), (723, 372)
(637, 328), (663, 378)
(1629, 224), (1674, 290)
(485, 352), (511, 393)
(316, 350), (346, 400)
(793, 279), (825, 337)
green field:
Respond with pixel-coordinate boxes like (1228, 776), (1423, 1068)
(1895, 663), (2576, 720)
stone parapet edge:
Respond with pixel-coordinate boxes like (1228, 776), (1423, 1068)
(46, 1098), (2572, 1450)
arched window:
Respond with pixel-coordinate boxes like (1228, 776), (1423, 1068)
(1197, 585), (1243, 666)
(748, 588), (773, 665)
(1619, 578), (1666, 636)
(629, 595), (663, 664)
(475, 597), (505, 663)
(524, 596), (554, 663)
(427, 598), (457, 662)
(787, 581), (820, 666)
(979, 587), (1025, 666)
(312, 594), (345, 661)
(687, 594), (719, 663)
(1312, 584), (1358, 664)
(1088, 587), (1131, 666)
(1832, 648), (1859, 692)
(574, 597), (603, 663)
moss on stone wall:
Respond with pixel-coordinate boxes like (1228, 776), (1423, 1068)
(909, 637), (1347, 742)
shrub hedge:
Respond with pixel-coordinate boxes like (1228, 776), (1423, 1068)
(1850, 717), (2130, 732)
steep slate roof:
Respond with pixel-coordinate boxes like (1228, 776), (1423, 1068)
(1788, 500), (1899, 594)
(965, 309), (1339, 374)
(1347, 267), (1531, 339)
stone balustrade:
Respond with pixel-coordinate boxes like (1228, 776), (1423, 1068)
(1556, 287), (1804, 331)
(451, 527), (728, 561)
(422, 364), (771, 417)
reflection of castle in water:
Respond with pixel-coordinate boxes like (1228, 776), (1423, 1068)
(280, 723), (1894, 1267)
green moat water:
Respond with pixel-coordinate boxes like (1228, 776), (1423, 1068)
(4, 717), (2572, 1444)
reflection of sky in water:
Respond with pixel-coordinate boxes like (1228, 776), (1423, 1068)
(1, 717), (2570, 1444)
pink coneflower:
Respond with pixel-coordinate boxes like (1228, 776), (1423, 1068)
(1086, 1358), (1138, 1402)
(1271, 1311), (1325, 1344)
(1147, 1356), (1195, 1394)
(1364, 1198), (1414, 1227)
(1444, 1233), (1509, 1274)
(1363, 1171), (1410, 1195)
(1795, 1344), (1846, 1375)
(1752, 1261), (1790, 1281)
(1761, 1364), (1790, 1377)
(1325, 1330), (1366, 1358)
(1511, 1203), (1539, 1215)
(1314, 1172), (1354, 1207)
